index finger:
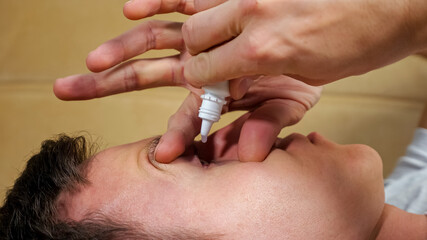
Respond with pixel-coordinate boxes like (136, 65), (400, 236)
(54, 56), (184, 100)
(87, 21), (183, 73)
(155, 92), (202, 163)
(238, 100), (307, 162)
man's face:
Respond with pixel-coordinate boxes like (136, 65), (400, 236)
(59, 122), (384, 239)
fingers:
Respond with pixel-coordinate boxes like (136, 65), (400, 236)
(184, 34), (257, 87)
(195, 113), (251, 161)
(182, 0), (241, 55)
(193, 0), (227, 12)
(123, 0), (196, 20)
(229, 76), (322, 112)
(155, 93), (202, 163)
(86, 21), (183, 73)
(122, 0), (226, 20)
(228, 76), (256, 100)
(238, 100), (306, 162)
(54, 57), (184, 100)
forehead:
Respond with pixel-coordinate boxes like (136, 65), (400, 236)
(60, 139), (156, 220)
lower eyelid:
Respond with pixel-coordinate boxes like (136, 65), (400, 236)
(200, 159), (210, 167)
(146, 137), (162, 170)
(147, 140), (211, 169)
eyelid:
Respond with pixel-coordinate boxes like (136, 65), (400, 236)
(146, 136), (163, 170)
(145, 137), (211, 169)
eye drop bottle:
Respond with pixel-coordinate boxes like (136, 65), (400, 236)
(198, 81), (230, 143)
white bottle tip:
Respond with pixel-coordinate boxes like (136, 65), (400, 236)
(200, 119), (213, 144)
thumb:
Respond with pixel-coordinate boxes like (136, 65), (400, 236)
(229, 76), (256, 100)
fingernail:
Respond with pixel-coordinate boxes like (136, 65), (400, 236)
(184, 55), (210, 88)
(232, 78), (251, 100)
(239, 79), (251, 97)
(125, 0), (133, 5)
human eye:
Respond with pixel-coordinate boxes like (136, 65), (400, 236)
(147, 137), (211, 168)
(190, 144), (211, 167)
(199, 157), (211, 167)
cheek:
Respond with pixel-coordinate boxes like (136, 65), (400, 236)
(325, 145), (385, 234)
(344, 144), (384, 187)
(90, 176), (190, 232)
(196, 164), (292, 231)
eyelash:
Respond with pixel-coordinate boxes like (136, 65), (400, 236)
(147, 137), (160, 165)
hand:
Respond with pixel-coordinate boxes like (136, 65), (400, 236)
(181, 0), (427, 87)
(121, 0), (221, 20)
(123, 0), (427, 88)
(54, 21), (192, 99)
(54, 20), (248, 100)
(157, 75), (321, 163)
(53, 20), (320, 163)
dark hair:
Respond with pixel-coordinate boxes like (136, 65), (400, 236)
(0, 135), (221, 240)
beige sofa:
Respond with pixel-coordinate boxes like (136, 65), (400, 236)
(1, 1), (427, 201)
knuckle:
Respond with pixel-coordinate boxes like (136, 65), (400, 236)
(122, 62), (138, 92)
(238, 0), (260, 15)
(242, 33), (294, 75)
(185, 52), (213, 86)
(144, 20), (157, 50)
(182, 18), (197, 54)
(243, 34), (270, 61)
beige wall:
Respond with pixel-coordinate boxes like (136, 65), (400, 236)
(1, 1), (427, 201)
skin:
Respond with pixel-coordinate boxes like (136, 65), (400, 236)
(58, 116), (387, 239)
(375, 204), (427, 240)
(123, 0), (427, 88)
(373, 105), (427, 240)
(53, 4), (427, 163)
(53, 20), (322, 163)
(51, 6), (427, 237)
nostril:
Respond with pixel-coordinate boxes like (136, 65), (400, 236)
(276, 137), (293, 150)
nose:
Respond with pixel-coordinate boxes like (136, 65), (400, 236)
(276, 133), (312, 151)
(306, 132), (332, 145)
